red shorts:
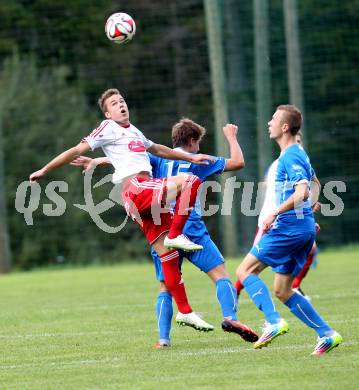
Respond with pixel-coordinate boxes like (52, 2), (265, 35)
(122, 176), (172, 244)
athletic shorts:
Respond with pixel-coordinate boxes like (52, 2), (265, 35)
(250, 215), (316, 276)
(122, 176), (172, 244)
(152, 237), (224, 281)
(253, 227), (263, 246)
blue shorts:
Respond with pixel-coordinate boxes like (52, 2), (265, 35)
(152, 238), (224, 282)
(250, 215), (316, 276)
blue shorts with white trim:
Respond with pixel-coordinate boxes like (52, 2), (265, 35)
(152, 237), (224, 281)
(250, 214), (316, 276)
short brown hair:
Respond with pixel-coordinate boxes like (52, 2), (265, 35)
(98, 88), (121, 114)
(277, 104), (302, 135)
(171, 118), (206, 148)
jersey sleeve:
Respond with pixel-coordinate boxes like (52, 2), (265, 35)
(83, 120), (114, 151)
(283, 150), (311, 186)
(139, 131), (154, 150)
(192, 157), (226, 180)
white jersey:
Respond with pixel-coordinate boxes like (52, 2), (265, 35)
(84, 120), (154, 184)
(257, 159), (278, 228)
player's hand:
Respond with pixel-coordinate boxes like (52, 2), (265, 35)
(189, 153), (214, 165)
(262, 213), (277, 233)
(29, 168), (46, 183)
(312, 202), (321, 213)
(315, 222), (321, 234)
(222, 123), (238, 138)
(70, 156), (95, 173)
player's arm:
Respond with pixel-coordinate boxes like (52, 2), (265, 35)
(311, 174), (321, 212)
(222, 124), (245, 171)
(262, 183), (310, 232)
(29, 141), (91, 183)
(148, 143), (213, 165)
(70, 156), (112, 173)
(274, 182), (310, 214)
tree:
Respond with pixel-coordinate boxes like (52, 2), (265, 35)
(1, 52), (147, 269)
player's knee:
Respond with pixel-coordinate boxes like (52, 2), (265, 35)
(207, 264), (229, 282)
(274, 287), (291, 302)
(178, 173), (190, 183)
(236, 254), (260, 282)
(236, 264), (248, 282)
(181, 174), (202, 188)
(274, 288), (283, 301)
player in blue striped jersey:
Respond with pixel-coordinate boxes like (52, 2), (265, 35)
(150, 118), (258, 348)
(236, 105), (342, 355)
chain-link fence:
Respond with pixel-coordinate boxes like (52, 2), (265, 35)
(0, 0), (358, 269)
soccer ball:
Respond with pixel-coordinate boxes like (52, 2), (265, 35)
(105, 12), (136, 44)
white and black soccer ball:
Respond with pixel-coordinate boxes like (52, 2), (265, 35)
(105, 12), (136, 45)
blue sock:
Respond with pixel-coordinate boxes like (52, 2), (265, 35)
(156, 291), (173, 343)
(216, 278), (238, 320)
(284, 292), (332, 337)
(243, 275), (281, 324)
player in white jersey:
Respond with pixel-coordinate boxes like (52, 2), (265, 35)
(29, 88), (216, 331)
(72, 119), (259, 347)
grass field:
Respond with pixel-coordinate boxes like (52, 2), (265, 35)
(0, 246), (358, 389)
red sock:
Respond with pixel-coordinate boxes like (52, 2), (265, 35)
(167, 175), (202, 239)
(292, 250), (315, 288)
(160, 250), (192, 314)
(234, 279), (244, 297)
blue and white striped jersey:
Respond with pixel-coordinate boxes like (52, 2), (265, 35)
(149, 148), (226, 241)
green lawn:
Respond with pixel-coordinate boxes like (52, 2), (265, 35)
(0, 246), (358, 389)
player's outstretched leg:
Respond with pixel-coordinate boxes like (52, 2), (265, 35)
(215, 277), (258, 342)
(164, 175), (203, 252)
(274, 273), (342, 356)
(284, 291), (342, 356)
(311, 331), (343, 356)
(241, 274), (289, 348)
(176, 312), (214, 332)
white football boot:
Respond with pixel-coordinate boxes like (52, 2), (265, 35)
(164, 234), (203, 252)
(176, 312), (214, 332)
